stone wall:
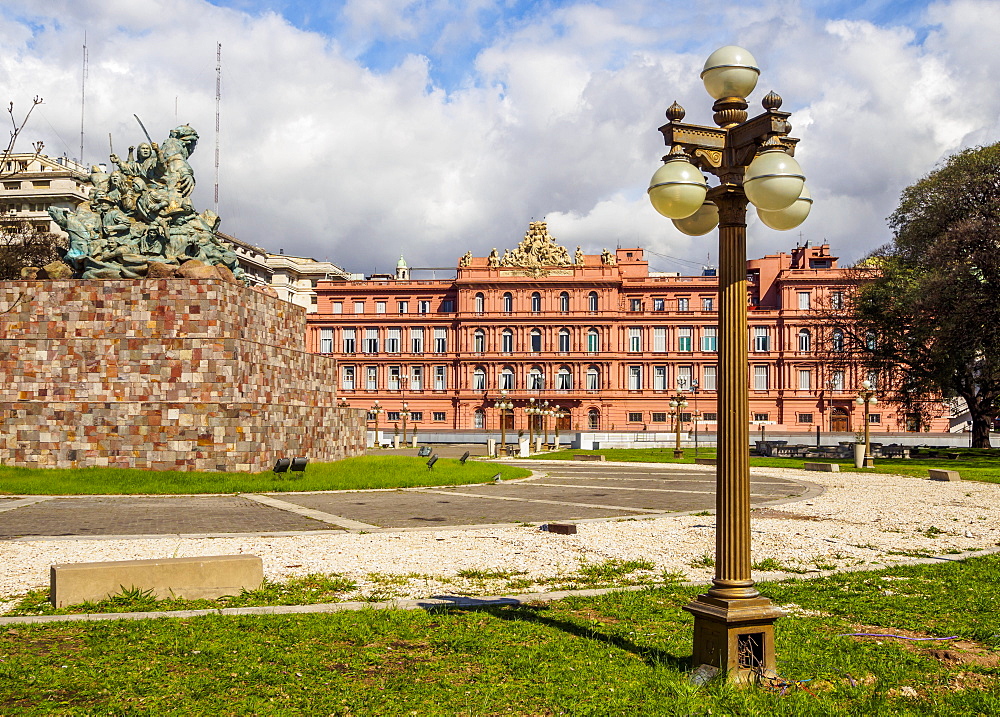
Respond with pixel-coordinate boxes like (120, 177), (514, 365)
(0, 279), (365, 471)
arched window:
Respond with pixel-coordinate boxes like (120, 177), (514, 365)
(832, 328), (844, 352)
(797, 329), (811, 352)
(559, 291), (570, 312)
(558, 328), (571, 352)
(588, 291), (599, 311)
(531, 292), (542, 313)
(557, 366), (573, 390)
(474, 292), (485, 313)
(528, 366), (544, 390)
(474, 329), (485, 352)
(588, 408), (600, 430)
(473, 366), (486, 390)
(502, 292), (513, 313)
(501, 329), (513, 353)
(500, 366), (514, 390)
(530, 329), (542, 352)
(865, 331), (877, 350)
(473, 408), (485, 429)
(586, 366), (600, 390)
(587, 328), (600, 352)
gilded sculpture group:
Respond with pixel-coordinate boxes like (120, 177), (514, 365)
(48, 123), (243, 281)
(460, 221), (617, 269)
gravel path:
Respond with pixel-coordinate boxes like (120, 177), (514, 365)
(2, 465), (997, 612)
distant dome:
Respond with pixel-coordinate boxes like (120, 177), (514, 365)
(396, 255), (408, 268)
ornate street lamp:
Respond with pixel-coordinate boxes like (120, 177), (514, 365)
(649, 45), (809, 680)
(856, 380), (878, 468)
(369, 400), (384, 449)
(524, 397), (537, 451)
(691, 379), (701, 456)
(669, 394), (689, 459)
(553, 405), (568, 448)
(494, 392), (513, 457)
(541, 400), (551, 449)
(400, 401), (411, 446)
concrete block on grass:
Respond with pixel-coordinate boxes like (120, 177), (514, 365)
(804, 462), (839, 472)
(50, 555), (263, 608)
(928, 469), (961, 482)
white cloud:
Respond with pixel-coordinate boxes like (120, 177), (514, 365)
(0, 0), (997, 274)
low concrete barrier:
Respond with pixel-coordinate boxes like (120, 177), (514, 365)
(572, 454), (606, 461)
(694, 458), (717, 466)
(803, 462), (840, 472)
(50, 555), (263, 608)
(928, 469), (961, 482)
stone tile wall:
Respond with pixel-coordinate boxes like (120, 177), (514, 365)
(0, 279), (365, 471)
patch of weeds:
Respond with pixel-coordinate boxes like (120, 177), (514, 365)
(577, 558), (656, 584)
(692, 510), (712, 516)
(364, 572), (413, 587)
(660, 570), (685, 585)
(689, 553), (715, 569)
(921, 526), (946, 538)
(456, 568), (528, 581)
(813, 559), (838, 570)
(751, 558), (787, 572)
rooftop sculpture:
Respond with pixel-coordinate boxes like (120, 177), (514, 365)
(499, 221), (571, 268)
(49, 122), (244, 282)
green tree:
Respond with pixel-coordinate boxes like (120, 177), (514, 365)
(847, 143), (1000, 447)
(0, 218), (65, 279)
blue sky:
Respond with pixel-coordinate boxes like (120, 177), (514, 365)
(0, 0), (996, 274)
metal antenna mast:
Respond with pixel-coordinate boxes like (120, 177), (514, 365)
(214, 42), (221, 215)
(80, 33), (88, 163)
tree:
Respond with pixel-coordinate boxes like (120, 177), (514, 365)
(841, 143), (1000, 447)
(0, 219), (65, 279)
(1, 97), (44, 179)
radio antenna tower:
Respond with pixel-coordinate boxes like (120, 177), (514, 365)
(80, 33), (88, 163)
(214, 42), (221, 215)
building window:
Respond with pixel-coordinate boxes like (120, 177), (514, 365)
(474, 329), (485, 353)
(409, 412), (422, 422)
(557, 366), (572, 390)
(530, 329), (542, 352)
(388, 365), (401, 390)
(653, 327), (666, 353)
(798, 413), (814, 424)
(628, 412), (643, 423)
(587, 329), (600, 352)
(410, 366), (422, 391)
(797, 292), (811, 310)
(653, 365), (667, 390)
(831, 291), (844, 310)
(677, 365), (692, 389)
(501, 329), (514, 353)
(588, 408), (600, 429)
(441, 299), (455, 312)
(354, 301), (364, 313)
(866, 331), (877, 350)
(703, 365), (716, 391)
(868, 414), (881, 424)
(474, 293), (485, 313)
(652, 412), (667, 423)
(434, 366), (446, 390)
(653, 298), (665, 312)
(587, 366), (600, 390)
(386, 411), (400, 421)
(678, 327), (692, 352)
(866, 371), (879, 389)
(559, 292), (569, 312)
(341, 365), (355, 390)
(500, 367), (514, 390)
(332, 301), (343, 314)
(310, 296), (318, 306)
(630, 298), (642, 312)
(502, 292), (513, 312)
(473, 367), (486, 390)
(531, 292), (541, 312)
(754, 327), (770, 352)
(797, 329), (811, 352)
(798, 369), (811, 390)
(559, 328), (571, 352)
(366, 366), (377, 390)
(473, 409), (485, 429)
(398, 301), (408, 314)
(701, 327), (717, 352)
(703, 412), (717, 421)
(434, 328), (447, 353)
(702, 297), (714, 311)
(677, 297), (689, 312)
(628, 365), (642, 390)
(588, 292), (599, 311)
(418, 300), (430, 314)
(433, 411), (446, 421)
(832, 328), (845, 352)
(753, 365), (769, 391)
(364, 328), (379, 353)
(831, 370), (845, 391)
(376, 301), (386, 314)
(629, 327), (641, 352)
(320, 328), (333, 354)
(386, 328), (401, 353)
(411, 327), (424, 353)
(753, 413), (769, 422)
(528, 367), (544, 390)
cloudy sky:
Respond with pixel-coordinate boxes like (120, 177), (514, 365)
(1, 0), (997, 275)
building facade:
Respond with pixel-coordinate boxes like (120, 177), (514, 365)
(0, 153), (90, 234)
(307, 222), (948, 436)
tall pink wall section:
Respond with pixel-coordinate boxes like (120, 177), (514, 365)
(0, 279), (365, 471)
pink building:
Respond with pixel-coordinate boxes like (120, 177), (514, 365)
(307, 222), (947, 437)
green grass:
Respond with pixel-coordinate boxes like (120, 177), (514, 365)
(0, 455), (530, 495)
(3, 556), (1000, 714)
(536, 446), (1000, 483)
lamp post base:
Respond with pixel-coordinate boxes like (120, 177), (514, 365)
(673, 449), (684, 459)
(684, 593), (785, 682)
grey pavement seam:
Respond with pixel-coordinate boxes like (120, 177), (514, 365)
(424, 489), (669, 514)
(0, 497), (54, 513)
(242, 494), (382, 532)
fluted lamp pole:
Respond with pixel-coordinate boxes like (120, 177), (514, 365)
(400, 401), (410, 447)
(856, 380), (878, 467)
(494, 393), (513, 457)
(370, 400), (384, 449)
(669, 394), (689, 459)
(525, 398), (536, 452)
(648, 45), (811, 681)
